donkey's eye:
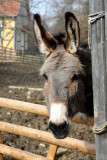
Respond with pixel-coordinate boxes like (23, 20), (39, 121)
(71, 74), (78, 82)
(43, 74), (48, 82)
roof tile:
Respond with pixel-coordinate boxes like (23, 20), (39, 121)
(0, 0), (21, 16)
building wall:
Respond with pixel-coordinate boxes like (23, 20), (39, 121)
(0, 19), (3, 46)
(0, 17), (15, 49)
(0, 0), (31, 51)
(15, 0), (29, 51)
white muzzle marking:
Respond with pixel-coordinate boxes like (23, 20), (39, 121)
(50, 103), (68, 124)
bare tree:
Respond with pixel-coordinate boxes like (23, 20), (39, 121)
(41, 0), (89, 43)
(0, 0), (89, 50)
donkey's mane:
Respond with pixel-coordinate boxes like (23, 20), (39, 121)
(53, 33), (66, 45)
(53, 33), (90, 51)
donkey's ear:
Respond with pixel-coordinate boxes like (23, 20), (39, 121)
(34, 14), (57, 56)
(65, 12), (80, 54)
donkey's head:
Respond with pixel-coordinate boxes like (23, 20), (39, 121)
(34, 12), (86, 139)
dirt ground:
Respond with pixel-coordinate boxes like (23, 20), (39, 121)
(0, 62), (95, 160)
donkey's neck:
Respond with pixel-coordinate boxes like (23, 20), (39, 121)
(78, 48), (93, 116)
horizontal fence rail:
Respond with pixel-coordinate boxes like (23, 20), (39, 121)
(0, 121), (96, 155)
(0, 97), (95, 159)
(0, 47), (45, 64)
(0, 144), (48, 160)
(0, 98), (94, 126)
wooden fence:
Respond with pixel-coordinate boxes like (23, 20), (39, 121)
(0, 98), (95, 160)
(89, 0), (107, 160)
(0, 47), (44, 64)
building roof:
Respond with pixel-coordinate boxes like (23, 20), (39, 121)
(0, 0), (21, 16)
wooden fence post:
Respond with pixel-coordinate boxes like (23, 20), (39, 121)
(47, 144), (58, 160)
(0, 132), (3, 160)
(10, 48), (13, 62)
(89, 0), (107, 160)
(22, 50), (24, 63)
(0, 47), (2, 62)
(2, 47), (3, 62)
(4, 48), (6, 62)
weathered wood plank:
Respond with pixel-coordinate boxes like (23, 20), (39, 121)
(0, 132), (3, 160)
(89, 0), (107, 159)
(105, 0), (107, 79)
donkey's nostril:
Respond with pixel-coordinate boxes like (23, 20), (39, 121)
(60, 121), (68, 130)
(49, 121), (58, 131)
(49, 121), (68, 131)
(49, 121), (69, 139)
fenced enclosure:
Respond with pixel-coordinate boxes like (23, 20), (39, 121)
(0, 47), (45, 64)
(0, 0), (106, 159)
(0, 98), (95, 160)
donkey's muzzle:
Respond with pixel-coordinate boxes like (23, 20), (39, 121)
(49, 121), (69, 139)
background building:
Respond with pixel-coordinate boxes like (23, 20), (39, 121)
(0, 0), (31, 51)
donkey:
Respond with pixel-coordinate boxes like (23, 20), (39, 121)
(34, 12), (93, 139)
